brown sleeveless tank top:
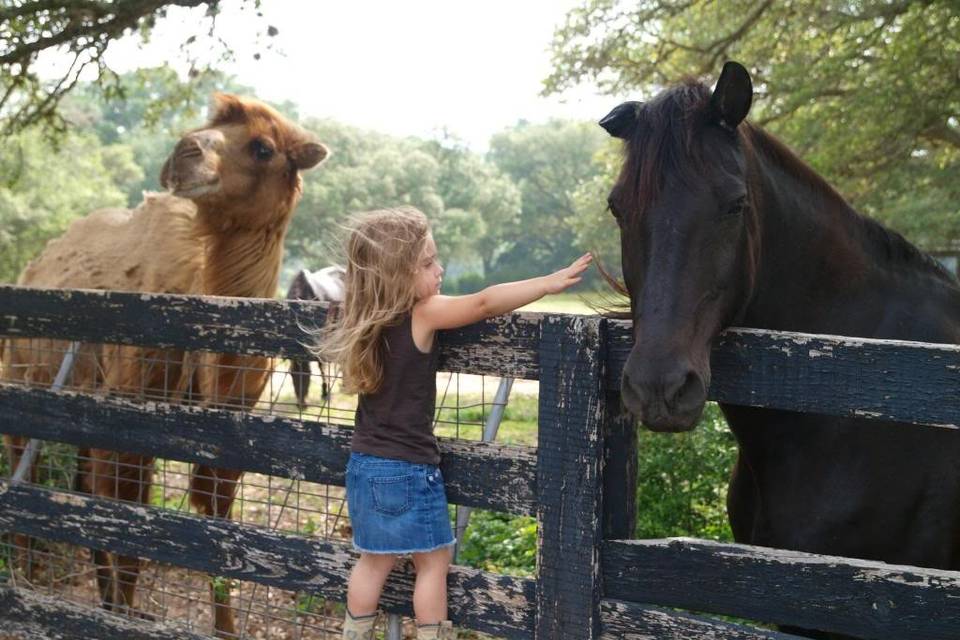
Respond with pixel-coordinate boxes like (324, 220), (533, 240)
(352, 313), (440, 464)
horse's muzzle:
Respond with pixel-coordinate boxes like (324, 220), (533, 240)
(621, 362), (707, 432)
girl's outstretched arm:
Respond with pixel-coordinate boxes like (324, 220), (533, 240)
(414, 253), (592, 332)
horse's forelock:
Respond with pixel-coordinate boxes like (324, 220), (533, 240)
(620, 81), (713, 220)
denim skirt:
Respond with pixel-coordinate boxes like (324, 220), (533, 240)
(345, 452), (456, 554)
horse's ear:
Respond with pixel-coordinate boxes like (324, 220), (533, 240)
(710, 61), (753, 130)
(599, 101), (642, 139)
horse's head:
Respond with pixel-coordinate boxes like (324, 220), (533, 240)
(600, 62), (758, 432)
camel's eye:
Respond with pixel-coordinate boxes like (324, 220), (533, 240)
(250, 139), (274, 162)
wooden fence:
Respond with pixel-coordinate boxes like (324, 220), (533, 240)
(1, 284), (959, 639)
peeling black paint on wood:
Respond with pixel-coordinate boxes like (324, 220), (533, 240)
(0, 482), (535, 639)
(0, 385), (536, 515)
(0, 285), (540, 378)
(607, 322), (960, 428)
(600, 391), (636, 539)
(11, 285), (960, 427)
(0, 585), (212, 639)
(536, 316), (605, 640)
(600, 599), (804, 640)
(603, 538), (960, 639)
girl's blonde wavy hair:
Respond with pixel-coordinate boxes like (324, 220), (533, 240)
(313, 206), (430, 394)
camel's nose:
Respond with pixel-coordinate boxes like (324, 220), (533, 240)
(176, 129), (224, 157)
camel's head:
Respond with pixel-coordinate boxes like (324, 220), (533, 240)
(160, 93), (328, 228)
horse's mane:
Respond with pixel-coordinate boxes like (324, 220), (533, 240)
(744, 125), (955, 285)
(601, 78), (955, 319)
(859, 218), (956, 283)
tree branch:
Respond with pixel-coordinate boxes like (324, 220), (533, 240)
(921, 121), (960, 149)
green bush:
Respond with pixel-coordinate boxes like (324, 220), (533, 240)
(458, 403), (737, 578)
(634, 403), (737, 541)
(457, 510), (537, 576)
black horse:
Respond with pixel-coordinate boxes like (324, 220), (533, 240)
(600, 62), (960, 639)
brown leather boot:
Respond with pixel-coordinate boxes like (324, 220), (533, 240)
(342, 609), (379, 640)
(417, 620), (455, 639)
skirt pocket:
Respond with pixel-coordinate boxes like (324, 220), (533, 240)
(369, 473), (413, 516)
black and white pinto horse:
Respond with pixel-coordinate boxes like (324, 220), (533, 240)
(285, 266), (345, 410)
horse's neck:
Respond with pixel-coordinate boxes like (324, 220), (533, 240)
(198, 214), (291, 298)
(745, 160), (957, 336)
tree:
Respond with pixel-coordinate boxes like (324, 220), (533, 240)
(546, 1), (960, 249)
(568, 141), (623, 274)
(0, 127), (140, 282)
(0, 0), (268, 136)
(425, 136), (520, 278)
(284, 120), (520, 290)
(488, 120), (608, 281)
(286, 119), (442, 273)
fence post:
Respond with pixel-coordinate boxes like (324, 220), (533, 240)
(536, 315), (605, 639)
(599, 318), (637, 539)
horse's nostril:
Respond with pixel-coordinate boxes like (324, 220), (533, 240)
(666, 370), (703, 412)
(620, 371), (643, 410)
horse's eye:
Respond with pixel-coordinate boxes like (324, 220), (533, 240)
(250, 139), (275, 162)
(722, 198), (746, 218)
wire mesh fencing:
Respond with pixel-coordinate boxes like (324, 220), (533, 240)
(1, 337), (539, 639)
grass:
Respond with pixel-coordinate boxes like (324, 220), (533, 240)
(434, 393), (538, 447)
(517, 290), (615, 315)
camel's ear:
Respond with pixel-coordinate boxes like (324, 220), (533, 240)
(291, 141), (329, 170)
(211, 92), (246, 124)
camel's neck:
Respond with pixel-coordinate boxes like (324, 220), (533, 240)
(198, 211), (292, 299)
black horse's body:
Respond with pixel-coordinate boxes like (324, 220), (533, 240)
(727, 132), (960, 569)
(601, 63), (960, 636)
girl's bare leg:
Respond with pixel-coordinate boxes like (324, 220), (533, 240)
(347, 553), (397, 616)
(411, 546), (453, 624)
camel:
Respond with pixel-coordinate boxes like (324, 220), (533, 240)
(1, 93), (328, 638)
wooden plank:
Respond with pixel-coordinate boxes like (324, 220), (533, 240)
(601, 599), (804, 640)
(0, 285), (540, 378)
(597, 321), (636, 539)
(607, 322), (960, 428)
(0, 482), (535, 639)
(536, 316), (605, 639)
(0, 385), (536, 515)
(0, 586), (211, 640)
(601, 394), (636, 538)
(603, 538), (960, 640)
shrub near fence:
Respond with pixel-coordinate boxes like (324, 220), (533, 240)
(1, 284), (960, 639)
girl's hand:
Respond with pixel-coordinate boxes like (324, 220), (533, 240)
(544, 253), (593, 294)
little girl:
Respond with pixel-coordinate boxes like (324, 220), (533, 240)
(316, 206), (591, 640)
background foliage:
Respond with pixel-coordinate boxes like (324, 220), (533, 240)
(547, 0), (960, 250)
(0, 67), (609, 288)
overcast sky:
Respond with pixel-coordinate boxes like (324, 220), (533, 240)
(92, 1), (627, 149)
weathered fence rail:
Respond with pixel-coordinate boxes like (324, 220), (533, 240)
(603, 538), (960, 640)
(2, 283), (960, 639)
(0, 386), (536, 514)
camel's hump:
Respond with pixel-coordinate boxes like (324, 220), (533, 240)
(18, 193), (203, 293)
